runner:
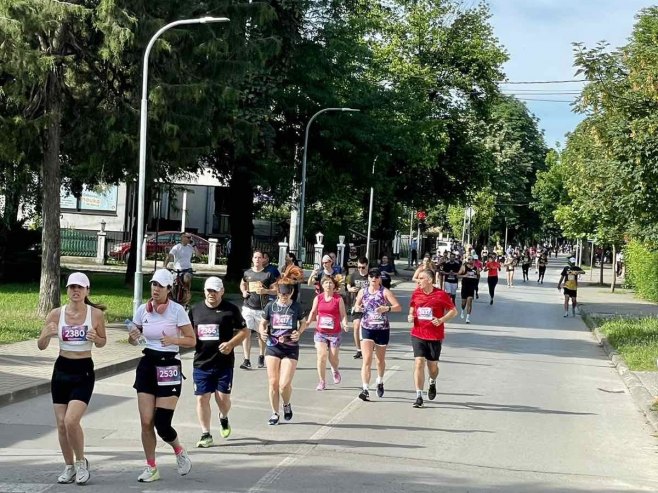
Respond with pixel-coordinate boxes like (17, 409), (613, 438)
(306, 276), (349, 390)
(347, 257), (370, 359)
(412, 255), (435, 283)
(557, 257), (586, 317)
(189, 277), (249, 448)
(472, 253), (483, 299)
(484, 254), (501, 305)
(37, 272), (106, 485)
(378, 254), (397, 289)
(521, 249), (532, 282)
(165, 232), (197, 305)
(258, 282), (306, 425)
(504, 253), (516, 287)
(407, 269), (458, 408)
(280, 252), (304, 302)
(537, 252), (548, 283)
(127, 269), (196, 483)
(440, 251), (461, 304)
(353, 268), (401, 401)
(308, 254), (336, 295)
(239, 250), (277, 370)
(458, 256), (480, 324)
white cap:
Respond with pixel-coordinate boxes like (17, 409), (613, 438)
(66, 272), (90, 288)
(322, 254), (332, 263)
(149, 269), (173, 287)
(472, 254), (478, 260)
(569, 257), (576, 263)
(204, 276), (224, 291)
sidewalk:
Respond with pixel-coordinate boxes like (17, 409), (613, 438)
(575, 263), (658, 431)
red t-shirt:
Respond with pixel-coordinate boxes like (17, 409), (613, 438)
(316, 293), (342, 335)
(409, 287), (455, 341)
(485, 261), (501, 277)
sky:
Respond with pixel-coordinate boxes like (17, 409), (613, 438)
(487, 0), (653, 147)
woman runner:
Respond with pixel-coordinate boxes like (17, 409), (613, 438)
(484, 254), (501, 305)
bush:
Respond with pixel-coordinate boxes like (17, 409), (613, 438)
(624, 239), (658, 302)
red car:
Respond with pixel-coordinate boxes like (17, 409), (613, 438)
(109, 231), (209, 261)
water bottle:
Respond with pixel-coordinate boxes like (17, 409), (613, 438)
(125, 319), (146, 346)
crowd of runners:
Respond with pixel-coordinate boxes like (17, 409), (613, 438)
(37, 241), (585, 485)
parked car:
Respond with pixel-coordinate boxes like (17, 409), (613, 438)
(109, 231), (209, 261)
(435, 240), (453, 255)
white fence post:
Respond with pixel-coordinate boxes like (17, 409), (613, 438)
(208, 238), (218, 266)
(96, 231), (107, 265)
(278, 237), (288, 269)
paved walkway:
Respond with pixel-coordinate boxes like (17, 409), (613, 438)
(2, 255), (656, 431)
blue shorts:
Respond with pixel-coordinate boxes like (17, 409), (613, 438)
(360, 328), (390, 346)
(193, 367), (233, 395)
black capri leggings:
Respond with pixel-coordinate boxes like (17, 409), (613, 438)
(487, 276), (498, 298)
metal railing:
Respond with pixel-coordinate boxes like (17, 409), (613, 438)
(60, 229), (97, 257)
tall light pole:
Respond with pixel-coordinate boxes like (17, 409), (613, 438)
(133, 17), (230, 316)
(297, 107), (359, 259)
(365, 156), (378, 261)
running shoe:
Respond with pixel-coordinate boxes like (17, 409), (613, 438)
(460, 310), (464, 319)
(465, 315), (470, 324)
(490, 299), (494, 305)
(475, 293), (479, 299)
(332, 369), (341, 384)
(196, 433), (214, 448)
(75, 458), (90, 485)
(137, 465), (160, 483)
(376, 383), (384, 398)
(563, 312), (569, 318)
(283, 403), (293, 421)
(268, 412), (280, 425)
(316, 380), (326, 391)
(219, 417), (231, 438)
(176, 449), (192, 476)
(358, 389), (370, 401)
(413, 396), (424, 408)
(57, 465), (75, 484)
(258, 355), (265, 368)
(239, 359), (252, 370)
(428, 382), (437, 401)
(353, 350), (362, 359)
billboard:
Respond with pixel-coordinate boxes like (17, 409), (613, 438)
(60, 185), (118, 213)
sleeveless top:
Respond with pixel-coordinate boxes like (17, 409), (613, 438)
(360, 287), (390, 331)
(58, 304), (93, 352)
(316, 293), (342, 334)
(463, 266), (479, 284)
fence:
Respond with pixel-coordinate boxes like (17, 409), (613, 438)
(60, 229), (97, 257)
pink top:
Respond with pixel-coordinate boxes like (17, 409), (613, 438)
(316, 293), (342, 335)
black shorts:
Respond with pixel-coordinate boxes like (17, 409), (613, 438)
(411, 336), (442, 362)
(461, 281), (477, 299)
(360, 328), (390, 346)
(51, 356), (95, 405)
(265, 344), (300, 361)
(133, 349), (183, 398)
(563, 288), (577, 298)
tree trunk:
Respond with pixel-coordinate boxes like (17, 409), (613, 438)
(599, 244), (605, 285)
(37, 69), (63, 317)
(611, 244), (617, 293)
(225, 161), (254, 282)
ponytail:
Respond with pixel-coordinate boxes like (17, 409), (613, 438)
(84, 296), (107, 312)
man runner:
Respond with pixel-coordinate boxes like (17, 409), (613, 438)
(557, 257), (585, 317)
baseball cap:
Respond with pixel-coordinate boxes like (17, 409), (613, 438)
(150, 269), (173, 287)
(472, 254), (478, 260)
(66, 272), (90, 288)
(278, 283), (294, 294)
(204, 276), (224, 291)
(368, 268), (382, 277)
(569, 257), (576, 263)
(322, 254), (332, 263)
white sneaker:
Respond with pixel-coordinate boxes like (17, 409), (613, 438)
(465, 315), (470, 324)
(176, 449), (192, 476)
(460, 311), (464, 319)
(57, 465), (75, 484)
(563, 312), (569, 318)
(137, 465), (160, 483)
(75, 458), (90, 485)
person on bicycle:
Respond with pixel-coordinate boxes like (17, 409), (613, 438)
(165, 232), (197, 305)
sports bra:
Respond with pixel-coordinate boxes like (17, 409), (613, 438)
(58, 304), (93, 352)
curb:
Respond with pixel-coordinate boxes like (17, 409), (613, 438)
(580, 308), (658, 433)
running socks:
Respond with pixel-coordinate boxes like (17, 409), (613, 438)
(173, 445), (183, 455)
(147, 458), (157, 468)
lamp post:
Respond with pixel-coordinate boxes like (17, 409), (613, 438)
(133, 16), (230, 317)
(465, 206), (475, 247)
(297, 107), (359, 259)
(365, 156), (377, 262)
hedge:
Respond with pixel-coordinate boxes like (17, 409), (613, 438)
(624, 239), (658, 302)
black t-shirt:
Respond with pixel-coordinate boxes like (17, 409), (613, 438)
(243, 268), (275, 310)
(189, 300), (247, 370)
(443, 260), (461, 283)
(348, 272), (369, 290)
(345, 255), (359, 275)
(263, 300), (304, 347)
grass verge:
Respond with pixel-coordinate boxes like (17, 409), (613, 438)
(0, 271), (240, 345)
(598, 317), (658, 371)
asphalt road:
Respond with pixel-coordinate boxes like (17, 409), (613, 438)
(1, 266), (657, 492)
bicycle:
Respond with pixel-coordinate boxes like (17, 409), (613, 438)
(168, 268), (193, 308)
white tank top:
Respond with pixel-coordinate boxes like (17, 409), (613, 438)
(58, 304), (93, 352)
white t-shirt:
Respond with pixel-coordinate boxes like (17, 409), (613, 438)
(134, 301), (191, 353)
(169, 243), (195, 270)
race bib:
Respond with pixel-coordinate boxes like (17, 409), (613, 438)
(417, 307), (433, 321)
(197, 324), (219, 341)
(156, 365), (182, 386)
(367, 312), (384, 325)
(319, 316), (334, 330)
(567, 273), (576, 281)
(61, 325), (88, 342)
(272, 314), (293, 330)
(248, 281), (260, 293)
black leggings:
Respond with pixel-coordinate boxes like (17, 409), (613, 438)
(487, 276), (498, 298)
(538, 266), (546, 281)
(522, 263), (530, 279)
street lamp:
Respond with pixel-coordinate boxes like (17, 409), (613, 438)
(297, 107), (360, 259)
(133, 16), (230, 316)
(365, 156), (378, 261)
(465, 206), (475, 247)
